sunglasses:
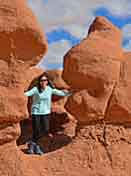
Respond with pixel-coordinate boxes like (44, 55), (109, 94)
(40, 79), (48, 82)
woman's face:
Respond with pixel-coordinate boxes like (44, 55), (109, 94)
(40, 76), (48, 89)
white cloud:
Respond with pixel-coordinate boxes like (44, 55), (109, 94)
(27, 0), (131, 69)
(38, 40), (71, 69)
(28, 0), (131, 35)
(105, 0), (131, 16)
(27, 0), (96, 37)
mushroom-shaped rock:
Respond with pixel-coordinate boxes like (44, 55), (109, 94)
(0, 0), (47, 124)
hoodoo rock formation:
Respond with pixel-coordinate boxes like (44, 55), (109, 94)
(59, 16), (131, 175)
(62, 16), (130, 124)
(0, 0), (47, 123)
(0, 0), (47, 175)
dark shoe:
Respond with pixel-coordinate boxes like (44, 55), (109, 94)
(34, 144), (44, 155)
(27, 147), (34, 154)
(27, 141), (36, 154)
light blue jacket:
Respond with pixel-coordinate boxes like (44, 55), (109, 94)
(24, 86), (71, 115)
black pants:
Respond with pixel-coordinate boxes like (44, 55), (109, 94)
(31, 114), (50, 142)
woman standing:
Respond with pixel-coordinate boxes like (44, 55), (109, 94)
(24, 72), (71, 155)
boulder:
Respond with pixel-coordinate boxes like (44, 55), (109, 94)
(65, 86), (114, 124)
(0, 123), (20, 145)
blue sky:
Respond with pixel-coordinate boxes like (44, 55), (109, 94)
(28, 0), (131, 70)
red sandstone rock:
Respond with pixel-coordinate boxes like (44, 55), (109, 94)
(0, 1), (47, 174)
(65, 87), (115, 124)
(0, 0), (47, 65)
(0, 0), (47, 124)
(63, 18), (131, 126)
(0, 141), (25, 176)
(106, 52), (131, 123)
(47, 70), (70, 89)
(0, 123), (20, 145)
(2, 124), (131, 176)
(18, 124), (131, 176)
(62, 18), (122, 91)
(88, 16), (122, 45)
(62, 16), (123, 124)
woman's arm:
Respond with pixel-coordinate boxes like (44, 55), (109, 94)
(52, 88), (72, 97)
(24, 87), (37, 97)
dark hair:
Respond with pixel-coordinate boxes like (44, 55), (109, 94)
(37, 72), (55, 93)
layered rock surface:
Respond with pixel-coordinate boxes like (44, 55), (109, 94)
(18, 124), (131, 176)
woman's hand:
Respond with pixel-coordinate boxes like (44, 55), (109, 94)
(62, 89), (72, 96)
(62, 89), (70, 93)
